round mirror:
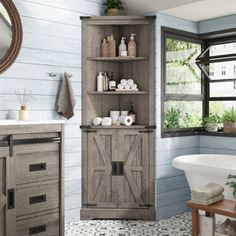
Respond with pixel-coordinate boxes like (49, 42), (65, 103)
(0, 0), (22, 74)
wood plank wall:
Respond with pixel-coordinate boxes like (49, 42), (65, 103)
(155, 13), (199, 220)
(0, 0), (103, 223)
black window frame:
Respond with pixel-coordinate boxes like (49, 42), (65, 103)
(203, 36), (236, 119)
(161, 26), (205, 138)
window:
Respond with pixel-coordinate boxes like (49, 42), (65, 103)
(203, 40), (236, 117)
(162, 28), (204, 136)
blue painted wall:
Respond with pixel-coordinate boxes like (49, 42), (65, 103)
(155, 13), (199, 220)
(0, 0), (103, 223)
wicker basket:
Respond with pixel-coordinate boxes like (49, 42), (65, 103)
(107, 8), (119, 16)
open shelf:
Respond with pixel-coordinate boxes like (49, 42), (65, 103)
(87, 91), (148, 95)
(87, 56), (148, 62)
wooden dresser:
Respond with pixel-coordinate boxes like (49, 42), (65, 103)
(0, 121), (64, 236)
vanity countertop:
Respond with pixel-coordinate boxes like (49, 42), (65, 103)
(0, 120), (65, 126)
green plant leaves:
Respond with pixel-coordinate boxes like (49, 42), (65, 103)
(103, 0), (124, 13)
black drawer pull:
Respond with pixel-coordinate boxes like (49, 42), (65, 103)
(29, 163), (47, 172)
(29, 194), (46, 205)
(7, 189), (15, 209)
(29, 225), (46, 235)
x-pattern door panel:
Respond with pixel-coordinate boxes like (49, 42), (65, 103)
(118, 130), (150, 209)
(87, 130), (116, 208)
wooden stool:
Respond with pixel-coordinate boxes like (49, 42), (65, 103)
(188, 199), (236, 236)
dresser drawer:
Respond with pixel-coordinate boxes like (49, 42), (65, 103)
(16, 212), (59, 236)
(16, 182), (59, 217)
(15, 144), (60, 184)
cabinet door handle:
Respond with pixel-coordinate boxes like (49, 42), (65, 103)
(29, 225), (46, 235)
(7, 189), (15, 209)
(29, 163), (47, 172)
(29, 194), (47, 205)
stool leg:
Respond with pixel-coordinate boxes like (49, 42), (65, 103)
(192, 209), (199, 236)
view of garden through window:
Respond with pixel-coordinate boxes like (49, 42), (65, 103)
(164, 37), (203, 129)
(209, 42), (236, 116)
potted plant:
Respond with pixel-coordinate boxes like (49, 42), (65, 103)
(164, 107), (181, 129)
(103, 0), (124, 16)
(222, 107), (236, 133)
(203, 113), (221, 132)
(226, 174), (236, 208)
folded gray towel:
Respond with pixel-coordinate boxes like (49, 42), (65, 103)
(57, 73), (76, 119)
(191, 193), (224, 205)
(191, 183), (224, 200)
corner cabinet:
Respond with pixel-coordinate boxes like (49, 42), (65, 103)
(80, 16), (156, 220)
(0, 123), (64, 236)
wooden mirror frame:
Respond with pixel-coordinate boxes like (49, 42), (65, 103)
(0, 0), (22, 74)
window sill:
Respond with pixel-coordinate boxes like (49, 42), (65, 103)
(162, 130), (236, 138)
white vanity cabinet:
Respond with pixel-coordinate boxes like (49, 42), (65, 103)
(0, 122), (64, 236)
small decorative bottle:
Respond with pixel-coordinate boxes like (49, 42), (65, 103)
(129, 102), (136, 124)
(97, 72), (104, 92)
(101, 38), (109, 57)
(128, 33), (137, 57)
(108, 34), (116, 57)
(15, 88), (31, 121)
(19, 106), (29, 120)
(108, 72), (116, 91)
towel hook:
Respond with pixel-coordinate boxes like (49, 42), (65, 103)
(49, 72), (57, 77)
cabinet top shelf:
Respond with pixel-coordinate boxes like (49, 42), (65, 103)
(87, 57), (148, 62)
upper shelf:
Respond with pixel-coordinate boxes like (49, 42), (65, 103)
(87, 57), (148, 62)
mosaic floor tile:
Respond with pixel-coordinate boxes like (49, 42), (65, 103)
(65, 212), (192, 236)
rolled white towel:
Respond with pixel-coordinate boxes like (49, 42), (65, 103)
(117, 84), (125, 89)
(123, 84), (130, 90)
(191, 183), (224, 200)
(93, 117), (102, 126)
(191, 193), (224, 205)
(127, 79), (134, 85)
(131, 84), (138, 89)
(120, 79), (127, 85)
(119, 116), (133, 126)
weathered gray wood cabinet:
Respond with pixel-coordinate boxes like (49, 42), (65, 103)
(0, 123), (64, 236)
(81, 16), (156, 220)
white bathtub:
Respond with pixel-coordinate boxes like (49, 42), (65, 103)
(172, 154), (236, 200)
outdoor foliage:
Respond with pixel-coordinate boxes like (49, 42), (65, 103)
(226, 174), (236, 199)
(203, 113), (221, 126)
(222, 107), (236, 122)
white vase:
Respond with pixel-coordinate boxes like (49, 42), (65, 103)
(18, 106), (29, 120)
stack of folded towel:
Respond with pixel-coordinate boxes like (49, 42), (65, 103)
(116, 79), (139, 91)
(216, 218), (236, 236)
(191, 183), (224, 205)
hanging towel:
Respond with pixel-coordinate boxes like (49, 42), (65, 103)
(190, 193), (224, 205)
(191, 183), (224, 200)
(57, 72), (76, 119)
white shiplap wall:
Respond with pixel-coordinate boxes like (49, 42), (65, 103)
(0, 0), (103, 223)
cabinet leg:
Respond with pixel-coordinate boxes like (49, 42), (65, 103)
(192, 209), (199, 236)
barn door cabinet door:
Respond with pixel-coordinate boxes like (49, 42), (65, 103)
(117, 130), (151, 209)
(86, 129), (118, 208)
(85, 129), (153, 209)
(0, 147), (16, 236)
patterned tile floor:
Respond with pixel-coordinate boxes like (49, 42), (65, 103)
(65, 212), (191, 236)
